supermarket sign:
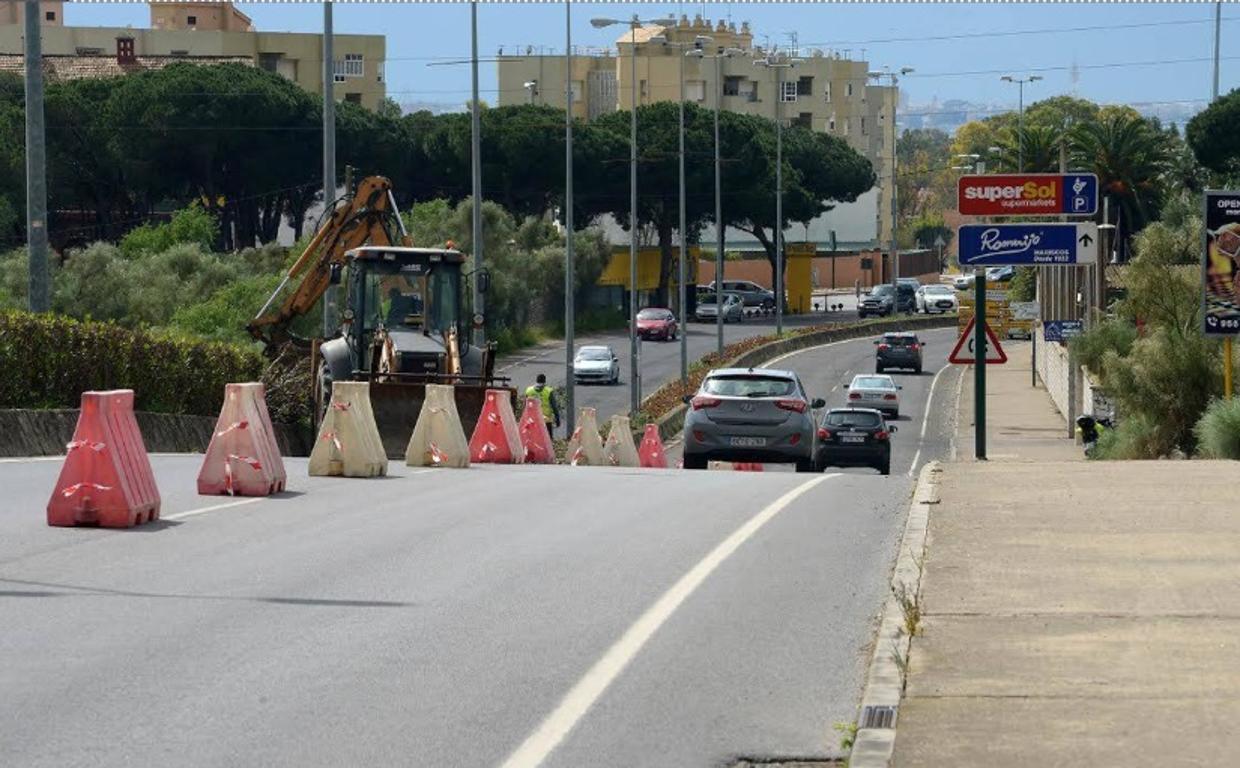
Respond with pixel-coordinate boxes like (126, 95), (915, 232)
(958, 173), (1098, 216)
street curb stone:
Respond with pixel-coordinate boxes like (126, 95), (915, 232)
(847, 460), (941, 768)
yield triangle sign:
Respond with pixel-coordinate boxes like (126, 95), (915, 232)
(949, 316), (1007, 364)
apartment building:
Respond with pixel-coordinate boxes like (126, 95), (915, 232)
(497, 14), (898, 246)
(0, 1), (386, 109)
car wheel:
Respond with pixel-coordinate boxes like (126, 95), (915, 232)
(892, 410), (900, 419)
(879, 460), (891, 476)
(876, 365), (885, 373)
(795, 458), (815, 473)
(915, 365), (923, 375)
(682, 453), (707, 470)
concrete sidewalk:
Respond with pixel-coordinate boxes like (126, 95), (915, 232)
(892, 345), (1240, 766)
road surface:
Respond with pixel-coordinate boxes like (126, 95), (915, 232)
(0, 329), (961, 768)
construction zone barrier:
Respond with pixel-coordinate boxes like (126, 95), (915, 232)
(469, 389), (524, 464)
(47, 390), (160, 528)
(406, 384), (471, 468)
(638, 424), (669, 469)
(566, 407), (605, 467)
(602, 415), (640, 467)
(197, 383), (287, 496)
(518, 397), (555, 464)
(309, 381), (388, 478)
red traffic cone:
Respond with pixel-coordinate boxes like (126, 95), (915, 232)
(637, 423), (668, 469)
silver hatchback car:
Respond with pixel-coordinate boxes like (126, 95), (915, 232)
(681, 368), (824, 471)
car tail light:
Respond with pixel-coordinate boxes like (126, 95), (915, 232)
(848, 392), (861, 400)
(910, 343), (920, 350)
(876, 430), (890, 441)
(817, 427), (831, 440)
(775, 399), (807, 413)
(877, 343), (890, 351)
(692, 430), (706, 443)
(883, 394), (898, 401)
(690, 396), (721, 410)
(789, 433), (801, 446)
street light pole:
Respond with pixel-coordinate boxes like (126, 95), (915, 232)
(23, 0), (48, 312)
(757, 52), (797, 335)
(714, 53), (724, 356)
(564, 0), (575, 436)
(470, 0), (485, 348)
(1001, 75), (1042, 173)
(629, 18), (639, 415)
(870, 68), (912, 294)
(678, 40), (688, 384)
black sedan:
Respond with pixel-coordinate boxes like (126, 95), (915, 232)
(814, 408), (896, 475)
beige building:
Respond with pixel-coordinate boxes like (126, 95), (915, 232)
(0, 1), (386, 109)
(497, 14), (898, 246)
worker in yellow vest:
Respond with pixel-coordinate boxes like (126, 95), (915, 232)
(525, 374), (561, 437)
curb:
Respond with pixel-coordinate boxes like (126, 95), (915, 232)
(847, 459), (942, 768)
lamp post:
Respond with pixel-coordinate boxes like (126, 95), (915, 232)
(756, 51), (799, 335)
(591, 14), (673, 415)
(563, 0), (575, 437)
(869, 67), (912, 294)
(1000, 75), (1042, 172)
(470, 0), (485, 347)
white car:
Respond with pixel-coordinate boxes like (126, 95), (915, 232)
(953, 274), (974, 291)
(916, 284), (959, 314)
(846, 374), (902, 418)
(695, 292), (745, 323)
(573, 345), (620, 385)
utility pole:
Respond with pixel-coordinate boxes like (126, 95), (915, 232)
(1215, 1), (1233, 399)
(24, 0), (48, 312)
(629, 17), (640, 415)
(321, 1), (336, 336)
(677, 37), (688, 384)
(564, 0), (576, 435)
(757, 52), (797, 335)
(470, 1), (485, 348)
(714, 52), (725, 356)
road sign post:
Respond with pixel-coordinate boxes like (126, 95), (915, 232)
(975, 269), (986, 460)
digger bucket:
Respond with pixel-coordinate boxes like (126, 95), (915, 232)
(368, 381), (515, 459)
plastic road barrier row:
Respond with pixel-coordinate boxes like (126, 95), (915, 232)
(309, 381), (388, 477)
(469, 389), (524, 464)
(603, 415), (640, 468)
(406, 383), (470, 468)
(197, 382), (287, 496)
(638, 424), (669, 469)
(518, 397), (555, 464)
(566, 407), (605, 466)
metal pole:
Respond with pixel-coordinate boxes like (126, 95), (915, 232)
(1212, 3), (1231, 399)
(23, 0), (48, 312)
(629, 19), (640, 415)
(974, 268), (987, 459)
(890, 76), (899, 293)
(564, 0), (575, 435)
(470, 1), (485, 348)
(321, 1), (335, 336)
(678, 42), (688, 383)
(774, 62), (784, 335)
(1017, 80), (1024, 173)
(714, 53), (724, 356)
(1214, 1), (1222, 101)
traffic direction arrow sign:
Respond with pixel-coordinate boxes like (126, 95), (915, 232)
(949, 316), (1008, 364)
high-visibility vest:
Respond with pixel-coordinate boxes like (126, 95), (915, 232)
(525, 385), (554, 421)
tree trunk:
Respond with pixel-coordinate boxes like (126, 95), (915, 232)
(656, 216), (674, 308)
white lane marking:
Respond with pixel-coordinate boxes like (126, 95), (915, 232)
(0, 456), (62, 464)
(950, 364), (967, 462)
(908, 363), (950, 477)
(164, 497), (264, 520)
(497, 473), (839, 768)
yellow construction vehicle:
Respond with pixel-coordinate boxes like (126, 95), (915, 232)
(248, 176), (513, 458)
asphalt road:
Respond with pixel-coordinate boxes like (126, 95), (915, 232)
(0, 329), (962, 768)
(497, 300), (862, 437)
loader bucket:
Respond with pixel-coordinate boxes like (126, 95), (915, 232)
(367, 381), (516, 460)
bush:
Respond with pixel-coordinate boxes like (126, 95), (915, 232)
(0, 310), (263, 417)
(1193, 397), (1240, 459)
(1070, 318), (1138, 376)
(170, 272), (283, 345)
(1091, 412), (1165, 460)
(119, 203), (219, 258)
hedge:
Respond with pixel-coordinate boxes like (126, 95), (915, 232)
(0, 310), (264, 417)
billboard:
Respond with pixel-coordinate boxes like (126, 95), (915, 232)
(958, 223), (1098, 266)
(957, 173), (1098, 216)
(1204, 190), (1240, 336)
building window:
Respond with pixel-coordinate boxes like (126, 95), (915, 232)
(746, 80), (759, 102)
(780, 80), (798, 103)
(377, 61), (385, 83)
(824, 81), (832, 102)
(828, 115), (836, 131)
(843, 117), (850, 135)
(723, 76), (743, 96)
(795, 112), (812, 128)
(861, 116), (867, 135)
(45, 11), (55, 21)
(686, 80), (706, 102)
(345, 93), (362, 104)
(259, 53), (281, 72)
(187, 15), (197, 26)
(171, 49), (189, 57)
(335, 53), (364, 80)
(639, 80), (648, 100)
(75, 46), (104, 55)
(796, 76), (813, 96)
(846, 82), (854, 98)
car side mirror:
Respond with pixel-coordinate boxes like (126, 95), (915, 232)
(889, 425), (898, 433)
(811, 398), (826, 409)
(682, 395), (692, 405)
(329, 263), (343, 285)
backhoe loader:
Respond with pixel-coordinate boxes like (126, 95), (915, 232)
(248, 176), (514, 458)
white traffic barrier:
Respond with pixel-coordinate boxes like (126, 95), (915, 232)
(309, 381), (387, 478)
(565, 407), (605, 466)
(406, 383), (471, 468)
(602, 414), (640, 467)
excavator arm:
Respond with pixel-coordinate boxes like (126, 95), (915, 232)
(248, 175), (411, 349)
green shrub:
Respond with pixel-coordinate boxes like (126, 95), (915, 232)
(170, 272), (283, 345)
(1070, 318), (1138, 376)
(1008, 266), (1036, 302)
(119, 203), (219, 257)
(0, 310), (263, 417)
(1193, 397), (1240, 459)
(1091, 412), (1165, 460)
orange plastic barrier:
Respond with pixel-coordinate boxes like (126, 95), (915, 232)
(638, 424), (668, 469)
(518, 397), (555, 464)
(47, 390), (161, 528)
(469, 389), (524, 464)
(197, 382), (287, 496)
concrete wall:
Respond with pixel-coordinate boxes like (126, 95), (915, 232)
(0, 410), (313, 458)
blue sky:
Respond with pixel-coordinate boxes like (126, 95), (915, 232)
(64, 2), (1237, 120)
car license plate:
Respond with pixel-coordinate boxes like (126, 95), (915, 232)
(729, 436), (767, 447)
(841, 434), (865, 444)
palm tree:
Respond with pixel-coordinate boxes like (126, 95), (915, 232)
(992, 124), (1063, 173)
(1069, 111), (1170, 262)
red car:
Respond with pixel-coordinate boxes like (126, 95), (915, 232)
(636, 308), (678, 341)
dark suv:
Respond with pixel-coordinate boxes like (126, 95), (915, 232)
(858, 284), (916, 317)
(815, 408), (897, 475)
(875, 332), (924, 374)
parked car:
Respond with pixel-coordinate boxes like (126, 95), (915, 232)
(695, 292), (745, 323)
(953, 273), (975, 291)
(846, 373), (902, 417)
(637, 308), (678, 341)
(707, 280), (775, 308)
(815, 408), (897, 475)
(916, 284), (959, 314)
(573, 345), (619, 385)
(858, 284), (896, 317)
(682, 367), (824, 471)
(875, 332), (925, 374)
(986, 265), (1016, 283)
(894, 282), (918, 312)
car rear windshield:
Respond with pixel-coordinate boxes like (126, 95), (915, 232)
(882, 335), (918, 346)
(702, 375), (797, 397)
(853, 376), (895, 389)
(637, 309), (671, 320)
(824, 411), (882, 428)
